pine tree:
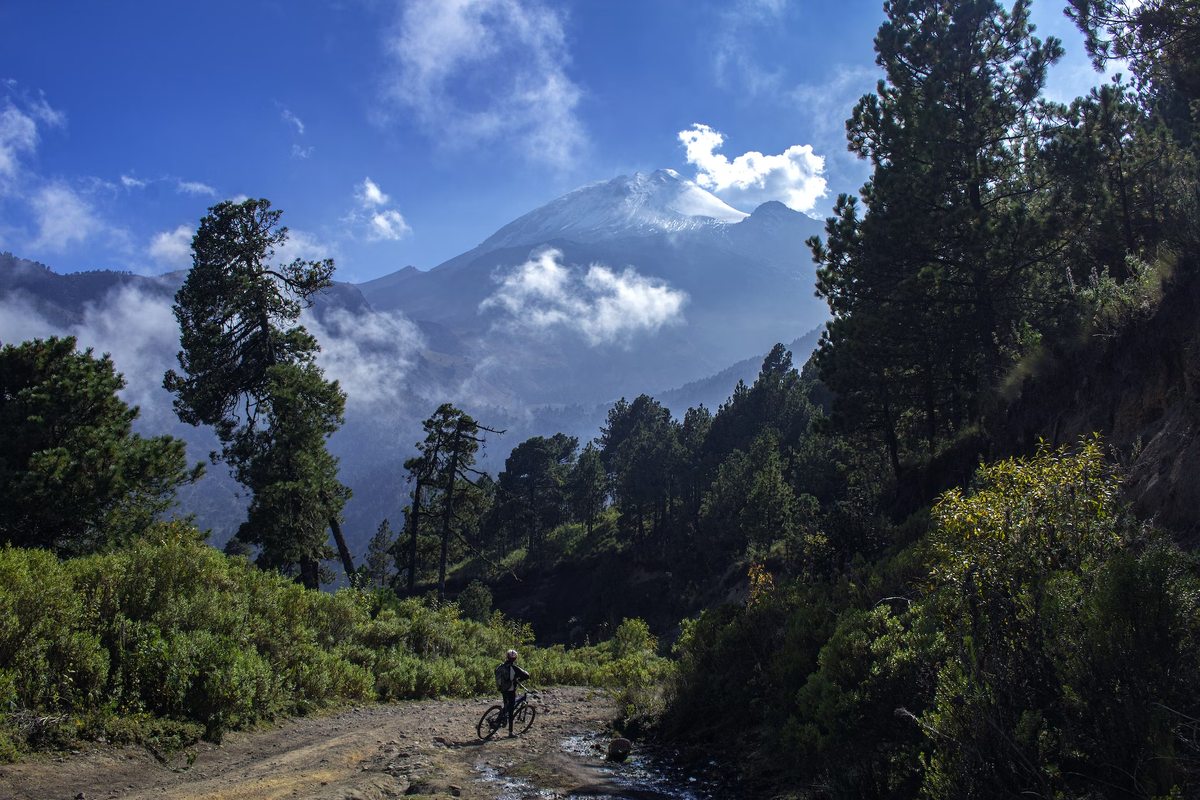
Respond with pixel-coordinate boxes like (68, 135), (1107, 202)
(0, 337), (203, 556)
(810, 0), (1066, 472)
(362, 519), (397, 589)
(568, 442), (608, 537)
(597, 395), (681, 546)
(496, 433), (577, 555)
(164, 199), (353, 588)
(404, 404), (500, 598)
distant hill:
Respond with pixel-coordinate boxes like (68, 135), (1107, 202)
(0, 251), (372, 329)
(656, 326), (823, 415)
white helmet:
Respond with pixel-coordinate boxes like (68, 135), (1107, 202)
(506, 649), (518, 660)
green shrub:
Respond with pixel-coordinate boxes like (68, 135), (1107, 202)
(0, 534), (668, 752)
(456, 580), (492, 622)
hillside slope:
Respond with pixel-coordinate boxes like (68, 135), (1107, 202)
(993, 268), (1200, 541)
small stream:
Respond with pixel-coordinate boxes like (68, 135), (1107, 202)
(476, 731), (723, 800)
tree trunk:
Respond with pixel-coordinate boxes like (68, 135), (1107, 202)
(299, 553), (320, 591)
(439, 447), (461, 601)
(527, 482), (538, 555)
(880, 381), (902, 479)
(329, 515), (355, 584)
(408, 474), (422, 595)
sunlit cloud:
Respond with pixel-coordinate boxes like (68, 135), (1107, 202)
(177, 180), (216, 196)
(29, 182), (104, 253)
(382, 0), (586, 168)
(481, 247), (687, 346)
(346, 177), (410, 242)
(678, 124), (826, 214)
(368, 210), (410, 241)
(148, 224), (193, 268)
(357, 177), (389, 207)
(302, 306), (425, 409)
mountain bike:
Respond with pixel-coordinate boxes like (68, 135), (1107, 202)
(477, 683), (537, 739)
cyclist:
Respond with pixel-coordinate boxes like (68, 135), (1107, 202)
(494, 649), (530, 737)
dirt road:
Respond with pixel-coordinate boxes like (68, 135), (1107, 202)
(0, 687), (645, 800)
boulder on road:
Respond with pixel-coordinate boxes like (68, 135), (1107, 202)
(607, 738), (632, 762)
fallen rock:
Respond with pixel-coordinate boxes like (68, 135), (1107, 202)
(406, 780), (450, 796)
(607, 738), (632, 762)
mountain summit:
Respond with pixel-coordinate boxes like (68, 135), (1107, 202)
(477, 169), (748, 253)
(357, 169), (828, 405)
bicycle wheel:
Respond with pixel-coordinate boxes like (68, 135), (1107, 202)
(477, 705), (504, 740)
(513, 703), (536, 735)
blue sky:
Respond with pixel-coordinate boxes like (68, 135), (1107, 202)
(1, 0), (1109, 284)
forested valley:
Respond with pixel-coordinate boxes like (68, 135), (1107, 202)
(4, 0), (1200, 798)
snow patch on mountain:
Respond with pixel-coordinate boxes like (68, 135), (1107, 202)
(478, 169), (748, 252)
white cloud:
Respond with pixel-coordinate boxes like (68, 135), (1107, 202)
(357, 177), (389, 207)
(0, 92), (64, 192)
(790, 65), (879, 146)
(120, 174), (147, 188)
(302, 306), (425, 408)
(280, 107), (306, 135)
(0, 287), (180, 427)
(291, 144), (314, 159)
(148, 225), (193, 268)
(0, 104), (39, 187)
(712, 0), (791, 96)
(678, 124), (827, 214)
(0, 293), (58, 348)
(24, 93), (66, 128)
(177, 180), (216, 196)
(345, 178), (410, 242)
(383, 0), (586, 168)
(369, 210), (411, 241)
(275, 228), (336, 263)
(74, 288), (182, 424)
(29, 182), (104, 253)
(480, 248), (687, 346)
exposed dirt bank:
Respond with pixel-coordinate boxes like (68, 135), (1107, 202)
(0, 687), (642, 800)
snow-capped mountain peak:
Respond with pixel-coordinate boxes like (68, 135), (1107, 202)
(477, 169), (748, 253)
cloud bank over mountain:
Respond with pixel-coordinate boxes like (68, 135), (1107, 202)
(0, 280), (426, 430)
(302, 305), (425, 410)
(480, 247), (688, 346)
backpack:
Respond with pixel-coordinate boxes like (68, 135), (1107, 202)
(494, 661), (516, 692)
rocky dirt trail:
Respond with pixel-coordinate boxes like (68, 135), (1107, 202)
(0, 687), (672, 800)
